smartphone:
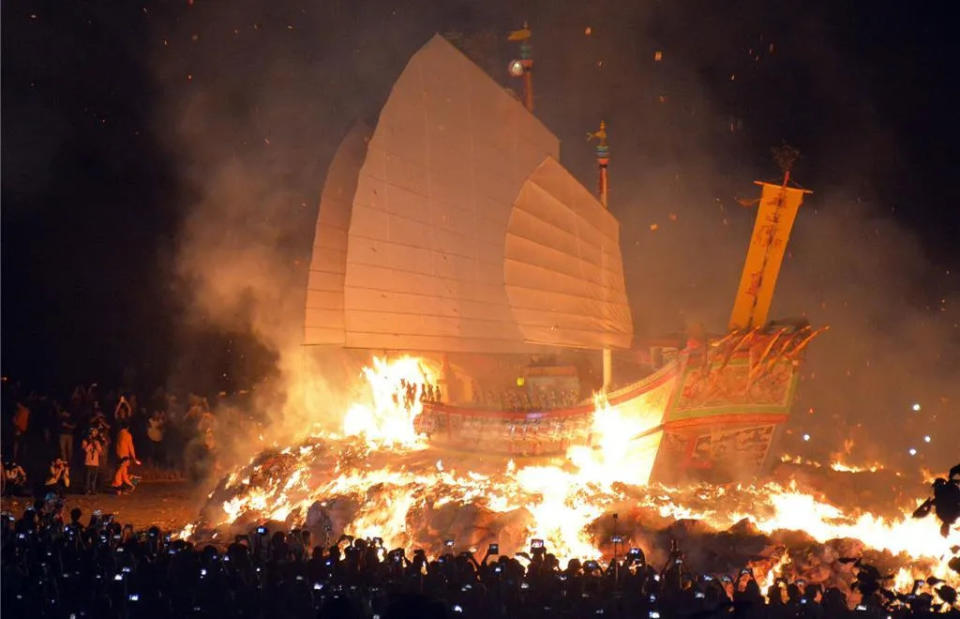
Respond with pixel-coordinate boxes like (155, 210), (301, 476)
(628, 548), (641, 557)
(129, 593), (139, 602)
(373, 537), (383, 547)
(530, 539), (544, 549)
(444, 539), (455, 548)
(584, 560), (599, 570)
(256, 526), (267, 535)
(610, 535), (623, 544)
(488, 543), (499, 555)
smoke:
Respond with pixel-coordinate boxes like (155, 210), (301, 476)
(151, 1), (515, 454)
(150, 2), (958, 476)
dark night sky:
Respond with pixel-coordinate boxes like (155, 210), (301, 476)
(3, 0), (959, 405)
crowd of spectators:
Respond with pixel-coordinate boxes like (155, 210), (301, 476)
(2, 498), (958, 619)
(1, 378), (227, 497)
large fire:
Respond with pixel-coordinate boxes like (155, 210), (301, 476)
(186, 356), (958, 597)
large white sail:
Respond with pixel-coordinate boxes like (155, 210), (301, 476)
(305, 34), (633, 352)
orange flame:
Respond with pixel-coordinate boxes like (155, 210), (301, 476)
(188, 356), (958, 592)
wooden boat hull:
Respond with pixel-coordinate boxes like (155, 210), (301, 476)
(416, 331), (804, 483)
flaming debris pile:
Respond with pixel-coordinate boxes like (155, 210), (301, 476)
(186, 357), (959, 595)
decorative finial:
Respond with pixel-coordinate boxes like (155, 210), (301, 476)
(586, 120), (608, 147)
(772, 142), (800, 182)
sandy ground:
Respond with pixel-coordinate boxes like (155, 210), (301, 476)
(1, 481), (204, 532)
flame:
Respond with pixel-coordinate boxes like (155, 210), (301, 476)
(341, 356), (436, 448)
(780, 453), (822, 467)
(186, 355), (958, 593)
(755, 550), (792, 593)
(829, 460), (885, 473)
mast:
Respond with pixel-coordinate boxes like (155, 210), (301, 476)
(508, 23), (534, 112)
(728, 146), (812, 330)
(590, 120), (610, 208)
(589, 120), (613, 390)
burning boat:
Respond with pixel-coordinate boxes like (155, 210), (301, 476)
(304, 33), (823, 484)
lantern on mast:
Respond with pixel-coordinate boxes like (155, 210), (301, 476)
(507, 23), (534, 112)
